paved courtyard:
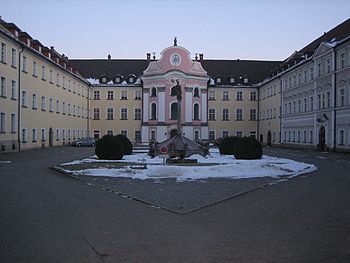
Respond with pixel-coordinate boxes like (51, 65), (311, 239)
(0, 146), (350, 262)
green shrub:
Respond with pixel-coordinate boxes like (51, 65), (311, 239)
(115, 134), (133, 155)
(234, 137), (262, 159)
(95, 135), (124, 160)
(219, 136), (241, 155)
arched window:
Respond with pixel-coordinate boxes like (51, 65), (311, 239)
(193, 103), (199, 120)
(151, 87), (157, 97)
(151, 103), (157, 120)
(170, 102), (177, 120)
(194, 88), (200, 98)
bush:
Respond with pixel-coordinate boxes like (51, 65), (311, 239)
(115, 134), (133, 155)
(219, 136), (241, 154)
(234, 137), (262, 160)
(95, 135), (124, 160)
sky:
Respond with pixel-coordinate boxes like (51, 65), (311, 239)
(1, 0), (349, 61)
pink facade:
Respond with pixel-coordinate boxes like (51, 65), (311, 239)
(141, 45), (209, 142)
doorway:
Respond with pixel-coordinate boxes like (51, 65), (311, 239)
(267, 131), (272, 146)
(319, 126), (326, 151)
(49, 128), (53, 147)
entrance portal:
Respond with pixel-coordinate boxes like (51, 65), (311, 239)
(319, 126), (326, 151)
(49, 128), (53, 147)
(267, 131), (272, 146)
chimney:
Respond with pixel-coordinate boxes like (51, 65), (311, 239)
(199, 53), (203, 62)
(147, 53), (151, 61)
(195, 53), (198, 61)
(107, 54), (111, 60)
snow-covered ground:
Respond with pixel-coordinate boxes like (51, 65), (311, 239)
(60, 149), (317, 182)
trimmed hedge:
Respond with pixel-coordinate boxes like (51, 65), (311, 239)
(234, 137), (262, 160)
(219, 136), (240, 155)
(115, 134), (133, 155)
(95, 135), (124, 160)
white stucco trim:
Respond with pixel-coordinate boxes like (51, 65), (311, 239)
(158, 91), (165, 122)
(201, 92), (207, 122)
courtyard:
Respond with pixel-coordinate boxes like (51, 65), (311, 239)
(0, 146), (350, 262)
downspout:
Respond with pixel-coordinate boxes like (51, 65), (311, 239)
(279, 77), (282, 143)
(87, 84), (90, 137)
(17, 45), (24, 152)
(333, 49), (337, 152)
(257, 85), (260, 141)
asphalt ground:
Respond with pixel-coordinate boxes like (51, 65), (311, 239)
(0, 146), (350, 262)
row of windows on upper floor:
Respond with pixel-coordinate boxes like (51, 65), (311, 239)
(208, 108), (257, 121)
(215, 77), (249, 85)
(93, 129), (141, 142)
(93, 107), (141, 121)
(282, 51), (349, 91)
(0, 42), (87, 96)
(209, 90), (257, 101)
(18, 90), (88, 118)
(283, 87), (349, 115)
(93, 90), (141, 100)
(99, 75), (137, 85)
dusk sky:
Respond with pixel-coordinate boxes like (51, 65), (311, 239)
(1, 0), (349, 61)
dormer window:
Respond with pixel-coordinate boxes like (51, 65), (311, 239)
(100, 76), (108, 84)
(114, 76), (121, 84)
(128, 74), (136, 83)
(216, 77), (221, 84)
(193, 87), (200, 98)
(230, 77), (235, 83)
(243, 77), (248, 84)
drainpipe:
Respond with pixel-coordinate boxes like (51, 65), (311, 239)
(279, 77), (282, 143)
(17, 45), (24, 152)
(257, 86), (260, 141)
(333, 49), (337, 152)
(86, 85), (90, 137)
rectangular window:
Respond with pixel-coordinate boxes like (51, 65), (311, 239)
(222, 91), (229, 100)
(339, 130), (345, 145)
(32, 128), (37, 142)
(340, 53), (345, 69)
(11, 48), (16, 67)
(62, 76), (65, 89)
(236, 131), (242, 138)
(194, 130), (200, 140)
(22, 55), (27, 72)
(304, 70), (307, 83)
(250, 109), (256, 121)
(317, 63), (322, 76)
(56, 129), (60, 140)
(236, 91), (243, 101)
(303, 130), (307, 143)
(93, 130), (99, 140)
(297, 131), (301, 143)
(150, 130), (156, 140)
(56, 73), (60, 86)
(68, 80), (71, 91)
(120, 108), (128, 120)
(208, 109), (216, 120)
(134, 108), (142, 120)
(121, 90), (128, 100)
(121, 130), (127, 137)
(106, 108), (114, 120)
(135, 130), (141, 142)
(11, 113), (16, 133)
(0, 77), (6, 97)
(41, 96), (46, 111)
(21, 91), (27, 107)
(236, 109), (243, 121)
(107, 91), (114, 100)
(67, 104), (71, 115)
(304, 98), (307, 112)
(93, 90), (100, 100)
(73, 82), (76, 93)
(326, 58), (331, 73)
(222, 108), (229, 121)
(41, 128), (46, 141)
(56, 100), (60, 113)
(93, 108), (100, 120)
(298, 100), (301, 113)
(62, 102), (66, 114)
(107, 130), (113, 136)
(0, 112), (5, 133)
(41, 65), (46, 80)
(32, 61), (37, 77)
(326, 92), (331, 108)
(340, 89), (345, 107)
(209, 131), (215, 141)
(310, 67), (314, 80)
(250, 91), (256, 101)
(250, 131), (256, 139)
(32, 94), (37, 109)
(1, 42), (6, 63)
(21, 128), (27, 142)
(209, 91), (215, 100)
(49, 70), (53, 83)
(135, 90), (142, 100)
(49, 98), (53, 112)
(318, 94), (321, 110)
(222, 131), (229, 138)
(310, 96), (314, 111)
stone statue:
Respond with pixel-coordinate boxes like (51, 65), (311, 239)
(171, 80), (182, 100)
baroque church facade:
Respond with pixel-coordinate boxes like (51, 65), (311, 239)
(1, 17), (350, 152)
